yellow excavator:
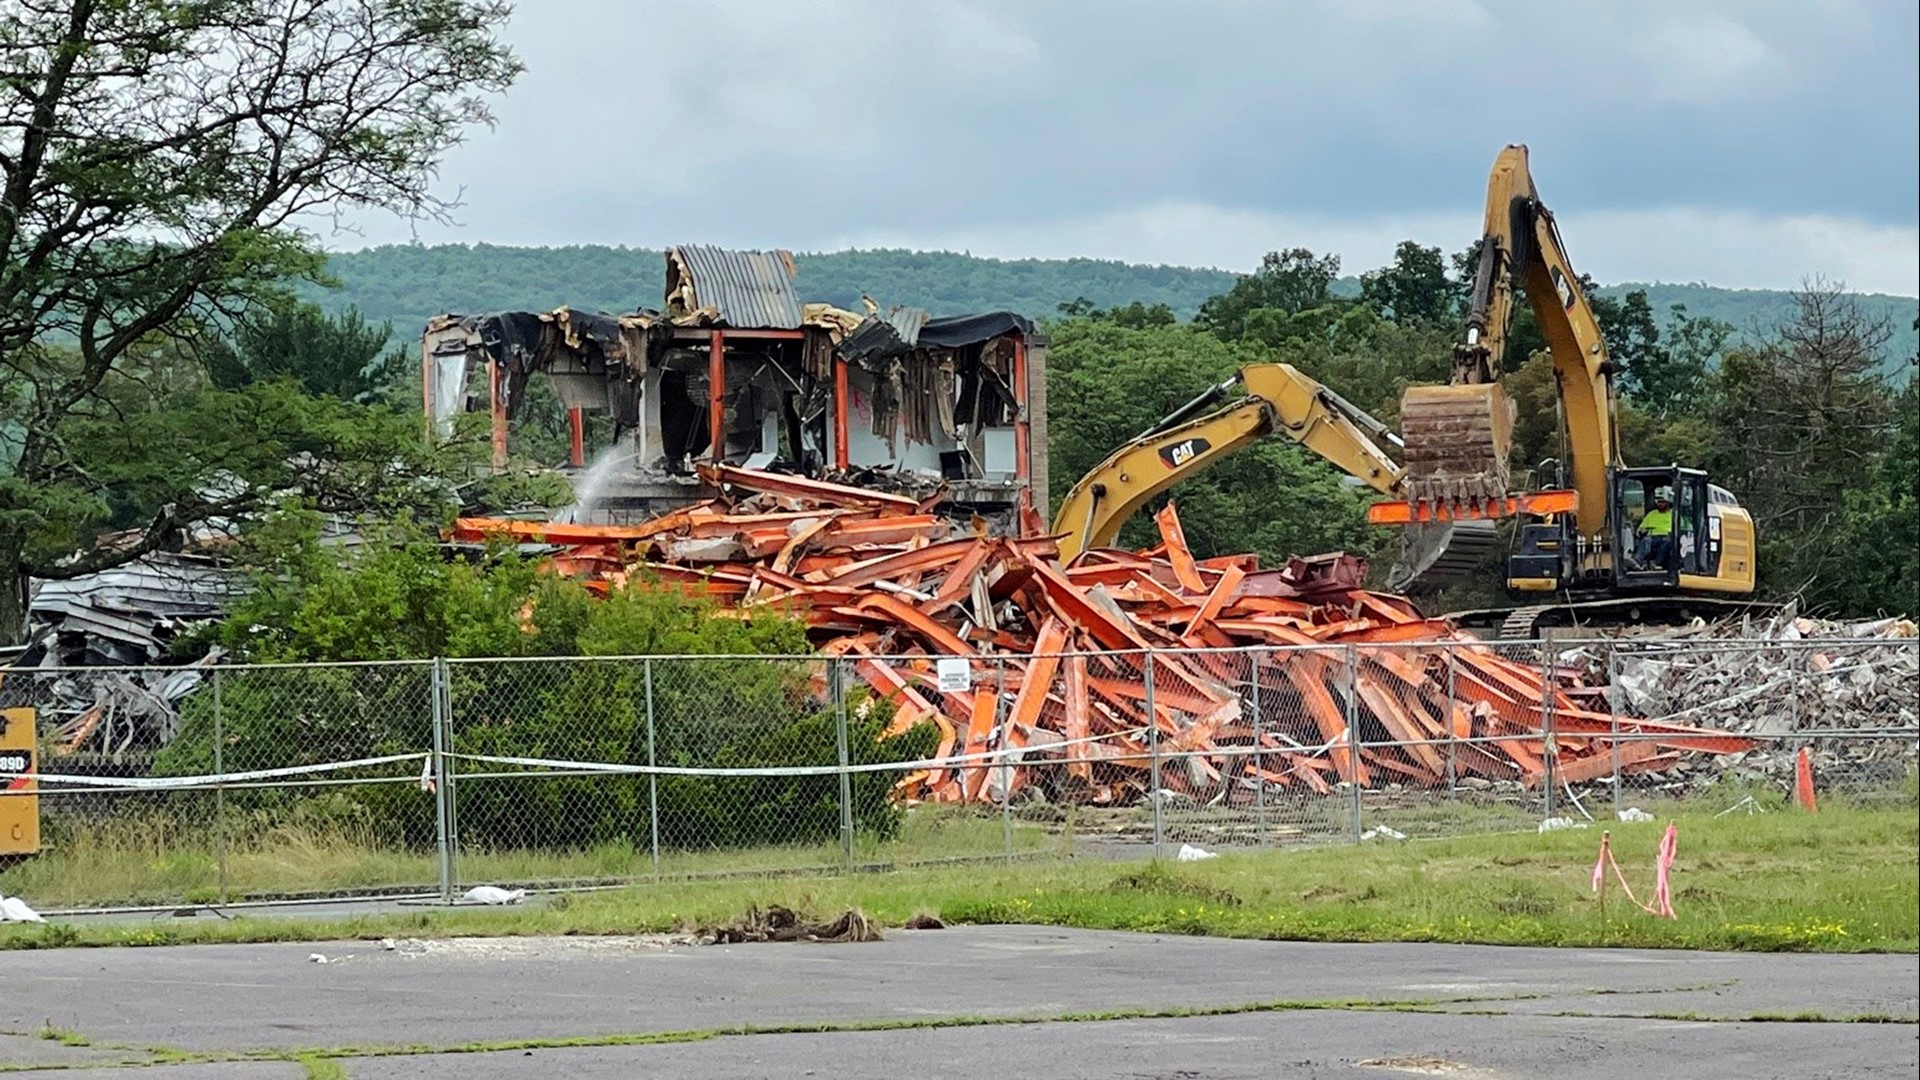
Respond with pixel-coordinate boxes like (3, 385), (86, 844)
(1383, 143), (1760, 634)
(1048, 362), (1485, 571)
(1053, 145), (1763, 637)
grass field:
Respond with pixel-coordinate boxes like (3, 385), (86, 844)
(3, 806), (1912, 954)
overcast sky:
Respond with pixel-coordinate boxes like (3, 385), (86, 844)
(342, 0), (1919, 296)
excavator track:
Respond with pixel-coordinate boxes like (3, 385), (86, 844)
(1445, 596), (1787, 639)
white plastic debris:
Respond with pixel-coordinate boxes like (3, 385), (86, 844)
(1360, 825), (1409, 841)
(1617, 807), (1656, 823)
(1537, 817), (1588, 833)
(380, 938), (399, 951)
(0, 893), (46, 923)
(308, 953), (332, 964)
(462, 886), (528, 905)
(1175, 844), (1219, 862)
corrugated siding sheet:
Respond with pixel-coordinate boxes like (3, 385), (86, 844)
(669, 245), (804, 329)
(839, 306), (931, 361)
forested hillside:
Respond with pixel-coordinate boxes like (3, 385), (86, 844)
(315, 244), (1919, 364)
(311, 244), (1238, 330)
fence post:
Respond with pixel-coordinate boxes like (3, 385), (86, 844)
(430, 657), (453, 904)
(1540, 635), (1556, 822)
(1608, 643), (1622, 818)
(834, 657), (854, 867)
(1444, 645), (1458, 800)
(1145, 651), (1163, 860)
(644, 657), (660, 876)
(1250, 648), (1266, 849)
(997, 657), (1012, 864)
(213, 667), (228, 905)
(1346, 645), (1362, 844)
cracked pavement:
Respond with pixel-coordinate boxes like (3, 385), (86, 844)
(3, 927), (1915, 1078)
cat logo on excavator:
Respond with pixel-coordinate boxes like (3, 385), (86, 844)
(1158, 437), (1211, 469)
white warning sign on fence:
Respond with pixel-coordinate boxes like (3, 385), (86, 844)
(936, 657), (972, 693)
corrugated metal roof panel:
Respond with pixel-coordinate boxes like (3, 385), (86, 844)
(667, 245), (804, 329)
(839, 306), (932, 361)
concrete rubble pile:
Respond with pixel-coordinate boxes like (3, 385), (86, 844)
(453, 465), (1757, 807)
(1602, 610), (1918, 790)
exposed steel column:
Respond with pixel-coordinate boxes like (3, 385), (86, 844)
(488, 360), (508, 472)
(708, 329), (726, 463)
(567, 408), (585, 468)
(1011, 333), (1030, 484)
(832, 354), (850, 470)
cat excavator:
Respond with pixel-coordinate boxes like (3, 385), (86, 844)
(1053, 145), (1764, 637)
(1049, 361), (1502, 586)
(1052, 362), (1403, 562)
(1380, 143), (1761, 635)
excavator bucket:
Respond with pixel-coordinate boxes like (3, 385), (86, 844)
(1398, 383), (1516, 510)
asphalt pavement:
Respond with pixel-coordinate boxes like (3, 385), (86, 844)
(2, 926), (1914, 1078)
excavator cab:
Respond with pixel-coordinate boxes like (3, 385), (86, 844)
(1611, 467), (1715, 589)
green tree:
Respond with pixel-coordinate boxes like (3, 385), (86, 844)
(204, 303), (406, 403)
(164, 525), (932, 851)
(1196, 248), (1344, 340)
(0, 0), (519, 640)
(1359, 241), (1457, 325)
(1712, 283), (1902, 608)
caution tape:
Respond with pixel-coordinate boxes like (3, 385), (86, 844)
(0, 753), (429, 791)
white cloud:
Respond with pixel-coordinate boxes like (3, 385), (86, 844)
(1637, 14), (1782, 104)
(832, 201), (1920, 296)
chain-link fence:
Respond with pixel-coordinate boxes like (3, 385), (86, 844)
(4, 637), (1914, 912)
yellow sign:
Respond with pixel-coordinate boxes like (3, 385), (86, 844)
(1, 707), (39, 859)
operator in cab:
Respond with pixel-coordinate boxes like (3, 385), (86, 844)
(1635, 491), (1675, 568)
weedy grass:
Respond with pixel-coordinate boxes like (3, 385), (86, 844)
(0, 803), (1056, 909)
(2, 806), (1911, 954)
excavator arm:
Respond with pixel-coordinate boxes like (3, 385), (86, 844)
(1051, 364), (1405, 562)
(1400, 143), (1619, 537)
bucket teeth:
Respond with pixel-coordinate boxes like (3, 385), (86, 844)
(1399, 383), (1515, 511)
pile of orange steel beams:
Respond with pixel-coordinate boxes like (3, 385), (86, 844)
(450, 466), (1756, 806)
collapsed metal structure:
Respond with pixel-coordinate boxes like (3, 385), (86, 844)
(453, 467), (1760, 807)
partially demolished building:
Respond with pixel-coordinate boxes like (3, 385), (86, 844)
(421, 245), (1048, 525)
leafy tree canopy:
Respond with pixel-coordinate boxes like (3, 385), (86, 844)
(0, 0), (520, 640)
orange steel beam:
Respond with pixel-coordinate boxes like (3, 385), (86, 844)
(818, 537), (978, 588)
(488, 360), (508, 471)
(853, 592), (977, 656)
(1366, 489), (1578, 525)
(1153, 503), (1207, 594)
(960, 683), (1001, 802)
(1012, 333), (1029, 485)
(699, 464), (922, 512)
(918, 540), (997, 614)
(708, 329), (726, 464)
(1064, 654), (1091, 781)
(832, 355), (850, 470)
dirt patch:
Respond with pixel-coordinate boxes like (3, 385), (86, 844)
(704, 905), (883, 944)
(1301, 884), (1381, 903)
(1357, 1056), (1505, 1078)
(1108, 865), (1244, 907)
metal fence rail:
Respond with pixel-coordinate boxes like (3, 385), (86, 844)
(3, 637), (1913, 912)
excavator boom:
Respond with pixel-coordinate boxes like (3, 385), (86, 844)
(1398, 144), (1617, 536)
(1051, 364), (1404, 562)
